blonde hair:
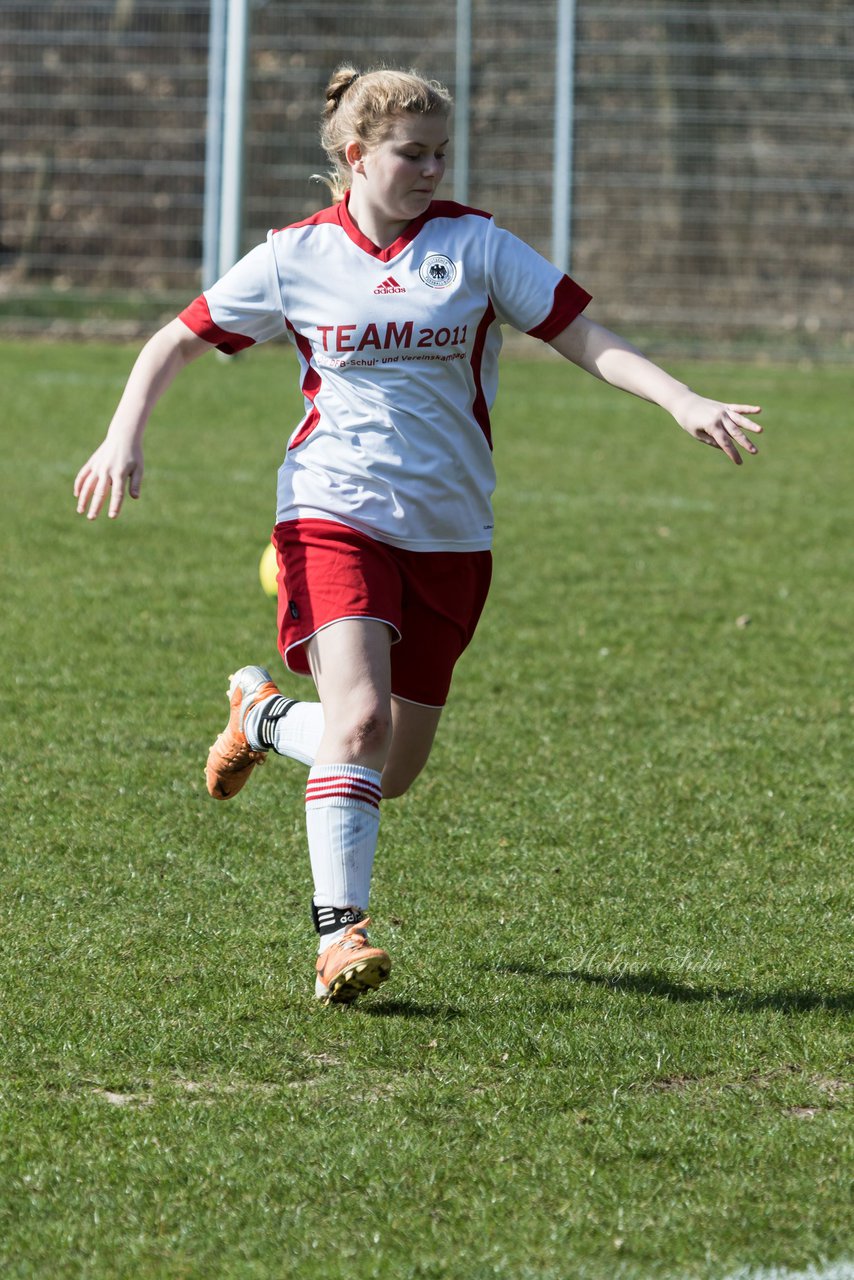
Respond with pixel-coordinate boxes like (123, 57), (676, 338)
(318, 65), (453, 203)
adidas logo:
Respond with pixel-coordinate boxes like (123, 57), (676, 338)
(373, 276), (406, 294)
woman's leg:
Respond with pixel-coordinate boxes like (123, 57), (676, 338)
(383, 697), (443, 798)
(306, 622), (443, 795)
(208, 623), (446, 1003)
(243, 649), (443, 797)
(300, 618), (413, 1001)
(300, 620), (394, 997)
(306, 618), (394, 770)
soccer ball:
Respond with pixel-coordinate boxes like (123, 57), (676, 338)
(259, 542), (278, 598)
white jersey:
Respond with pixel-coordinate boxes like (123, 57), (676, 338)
(180, 196), (591, 551)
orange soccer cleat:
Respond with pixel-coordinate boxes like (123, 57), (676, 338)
(315, 918), (392, 1006)
(205, 665), (282, 799)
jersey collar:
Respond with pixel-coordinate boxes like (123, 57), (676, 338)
(338, 191), (433, 262)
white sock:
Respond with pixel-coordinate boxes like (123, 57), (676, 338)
(246, 696), (324, 766)
(305, 763), (382, 953)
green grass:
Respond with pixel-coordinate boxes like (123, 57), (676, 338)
(0, 339), (851, 1280)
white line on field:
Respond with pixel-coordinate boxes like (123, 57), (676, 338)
(33, 372), (127, 386)
(506, 490), (719, 512)
(719, 1263), (854, 1280)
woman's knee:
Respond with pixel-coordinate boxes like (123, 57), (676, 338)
(350, 707), (392, 755)
(327, 703), (393, 758)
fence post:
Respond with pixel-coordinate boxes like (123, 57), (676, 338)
(551, 0), (576, 272)
(454, 0), (472, 204)
(202, 0), (227, 289)
(218, 0), (250, 278)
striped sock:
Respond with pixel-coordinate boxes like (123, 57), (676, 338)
(246, 696), (324, 766)
(305, 763), (382, 952)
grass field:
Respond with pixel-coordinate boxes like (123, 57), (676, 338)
(1, 339), (851, 1279)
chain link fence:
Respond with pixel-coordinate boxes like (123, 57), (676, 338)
(1, 0), (851, 357)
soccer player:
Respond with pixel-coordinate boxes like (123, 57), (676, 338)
(74, 65), (763, 1005)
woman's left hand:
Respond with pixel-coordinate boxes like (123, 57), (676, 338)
(672, 393), (763, 465)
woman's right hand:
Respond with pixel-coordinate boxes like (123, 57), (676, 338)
(72, 318), (210, 521)
(74, 433), (144, 521)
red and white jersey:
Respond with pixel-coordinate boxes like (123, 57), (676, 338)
(180, 195), (591, 551)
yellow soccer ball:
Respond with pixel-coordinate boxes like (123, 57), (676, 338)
(259, 542), (279, 598)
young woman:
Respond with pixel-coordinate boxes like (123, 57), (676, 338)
(74, 66), (763, 1006)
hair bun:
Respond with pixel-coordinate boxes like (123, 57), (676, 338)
(326, 66), (361, 113)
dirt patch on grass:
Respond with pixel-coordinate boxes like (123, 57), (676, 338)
(92, 1088), (155, 1108)
(641, 1063), (852, 1110)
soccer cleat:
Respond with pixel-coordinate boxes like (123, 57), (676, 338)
(205, 665), (282, 800)
(315, 918), (391, 1006)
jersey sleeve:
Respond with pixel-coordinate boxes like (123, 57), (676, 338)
(178, 233), (285, 355)
(484, 222), (592, 341)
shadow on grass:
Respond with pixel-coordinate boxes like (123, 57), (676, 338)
(361, 999), (463, 1020)
(491, 964), (854, 1016)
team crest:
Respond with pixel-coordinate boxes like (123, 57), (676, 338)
(419, 254), (457, 289)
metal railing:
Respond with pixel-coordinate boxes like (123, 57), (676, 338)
(1, 0), (851, 357)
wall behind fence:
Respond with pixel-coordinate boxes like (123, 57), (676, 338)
(1, 0), (851, 357)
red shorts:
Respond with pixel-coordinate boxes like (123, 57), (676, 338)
(271, 519), (492, 707)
